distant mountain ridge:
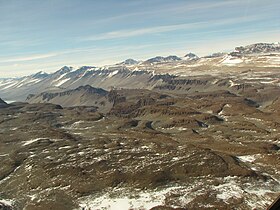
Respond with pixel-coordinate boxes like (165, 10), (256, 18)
(144, 55), (182, 64)
(118, 42), (280, 65)
(0, 42), (279, 102)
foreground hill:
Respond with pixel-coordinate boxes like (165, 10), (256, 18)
(1, 84), (280, 209)
(26, 85), (113, 113)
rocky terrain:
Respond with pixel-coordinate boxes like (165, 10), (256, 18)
(0, 42), (280, 209)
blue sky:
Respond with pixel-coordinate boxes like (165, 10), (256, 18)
(0, 0), (279, 77)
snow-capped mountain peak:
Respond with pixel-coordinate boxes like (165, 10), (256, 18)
(183, 53), (199, 60)
(54, 66), (73, 75)
(145, 55), (181, 64)
(32, 71), (49, 79)
(118, 59), (139, 65)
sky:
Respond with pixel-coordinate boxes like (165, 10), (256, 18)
(0, 0), (279, 77)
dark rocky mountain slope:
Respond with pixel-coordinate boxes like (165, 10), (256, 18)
(0, 98), (9, 108)
(26, 85), (112, 113)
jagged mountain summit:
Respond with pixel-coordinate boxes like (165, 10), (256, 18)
(118, 59), (139, 65)
(183, 53), (199, 60)
(54, 66), (74, 75)
(31, 71), (49, 79)
(144, 55), (182, 64)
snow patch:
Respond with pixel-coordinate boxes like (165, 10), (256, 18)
(237, 154), (260, 163)
(214, 177), (243, 202)
(221, 55), (243, 66)
(23, 138), (47, 146)
(77, 186), (185, 210)
(107, 70), (119, 78)
(0, 199), (14, 207)
(229, 80), (240, 87)
(59, 146), (72, 150)
(1, 82), (17, 90)
(54, 78), (71, 87)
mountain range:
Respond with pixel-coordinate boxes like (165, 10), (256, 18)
(0, 42), (279, 103)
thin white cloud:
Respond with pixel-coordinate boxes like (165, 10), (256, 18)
(83, 15), (265, 41)
(0, 53), (58, 63)
(88, 0), (240, 25)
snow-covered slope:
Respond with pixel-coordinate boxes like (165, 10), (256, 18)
(0, 66), (167, 101)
